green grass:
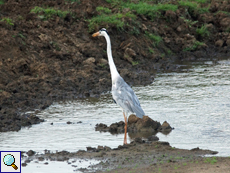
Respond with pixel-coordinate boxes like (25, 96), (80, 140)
(30, 6), (69, 20)
(124, 2), (178, 19)
(145, 31), (162, 46)
(0, 0), (4, 5)
(183, 41), (204, 51)
(96, 7), (112, 14)
(88, 12), (135, 32)
(131, 61), (139, 66)
(179, 0), (209, 14)
(180, 17), (198, 27)
(179, 1), (198, 10)
(192, 0), (208, 3)
(149, 47), (154, 54)
(204, 157), (217, 165)
(196, 24), (209, 37)
(1, 17), (14, 26)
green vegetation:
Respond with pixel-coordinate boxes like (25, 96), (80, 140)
(145, 31), (162, 47)
(179, 0), (209, 14)
(96, 7), (111, 14)
(193, 0), (208, 3)
(196, 24), (209, 37)
(183, 41), (204, 51)
(30, 6), (69, 20)
(1, 17), (14, 26)
(0, 0), (4, 5)
(149, 47), (154, 54)
(204, 157), (217, 165)
(125, 2), (178, 19)
(88, 12), (135, 32)
(180, 17), (198, 28)
(131, 61), (139, 66)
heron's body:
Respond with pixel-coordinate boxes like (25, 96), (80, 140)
(92, 28), (145, 144)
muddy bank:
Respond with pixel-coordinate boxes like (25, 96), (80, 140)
(95, 114), (173, 135)
(1, 0), (230, 132)
(21, 140), (220, 172)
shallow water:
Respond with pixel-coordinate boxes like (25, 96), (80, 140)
(1, 59), (230, 172)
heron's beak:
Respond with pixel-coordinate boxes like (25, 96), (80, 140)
(92, 32), (100, 37)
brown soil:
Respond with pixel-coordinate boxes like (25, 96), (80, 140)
(21, 140), (230, 173)
(1, 0), (230, 172)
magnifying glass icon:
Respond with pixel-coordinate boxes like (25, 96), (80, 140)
(3, 154), (18, 170)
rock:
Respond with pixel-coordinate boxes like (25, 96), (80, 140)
(66, 121), (73, 124)
(27, 150), (36, 156)
(220, 17), (230, 28)
(109, 121), (125, 133)
(176, 26), (182, 32)
(38, 157), (44, 161)
(95, 123), (109, 132)
(128, 114), (139, 124)
(148, 135), (159, 142)
(123, 48), (136, 63)
(215, 40), (224, 47)
(21, 163), (27, 167)
(98, 58), (108, 66)
(125, 48), (136, 57)
(83, 57), (95, 65)
(86, 147), (97, 152)
(128, 115), (161, 132)
(134, 137), (143, 143)
(158, 121), (173, 133)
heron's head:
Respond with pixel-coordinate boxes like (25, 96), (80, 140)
(92, 28), (108, 37)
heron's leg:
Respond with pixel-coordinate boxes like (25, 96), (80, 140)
(123, 112), (127, 145)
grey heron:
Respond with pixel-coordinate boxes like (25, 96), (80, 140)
(92, 28), (145, 144)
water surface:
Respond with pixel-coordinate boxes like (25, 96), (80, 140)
(1, 59), (230, 172)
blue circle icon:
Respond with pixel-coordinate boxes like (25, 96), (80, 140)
(3, 154), (15, 166)
(3, 154), (18, 170)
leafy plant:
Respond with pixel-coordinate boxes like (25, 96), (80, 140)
(0, 0), (4, 5)
(131, 61), (139, 66)
(193, 0), (208, 3)
(96, 6), (112, 14)
(196, 24), (209, 37)
(180, 17), (198, 27)
(204, 157), (217, 165)
(1, 17), (14, 26)
(30, 6), (69, 19)
(149, 47), (154, 54)
(183, 41), (204, 51)
(88, 12), (135, 32)
(124, 2), (178, 19)
(145, 31), (162, 46)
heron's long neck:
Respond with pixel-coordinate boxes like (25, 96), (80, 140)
(104, 34), (119, 81)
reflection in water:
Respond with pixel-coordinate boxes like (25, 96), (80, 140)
(0, 59), (230, 159)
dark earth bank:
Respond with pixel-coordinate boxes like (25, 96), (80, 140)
(21, 140), (223, 172)
(1, 0), (230, 132)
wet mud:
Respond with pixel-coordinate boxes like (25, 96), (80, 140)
(21, 140), (221, 172)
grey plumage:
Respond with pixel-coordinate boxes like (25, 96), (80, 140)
(112, 76), (145, 118)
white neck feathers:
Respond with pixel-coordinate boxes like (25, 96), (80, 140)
(103, 33), (120, 81)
